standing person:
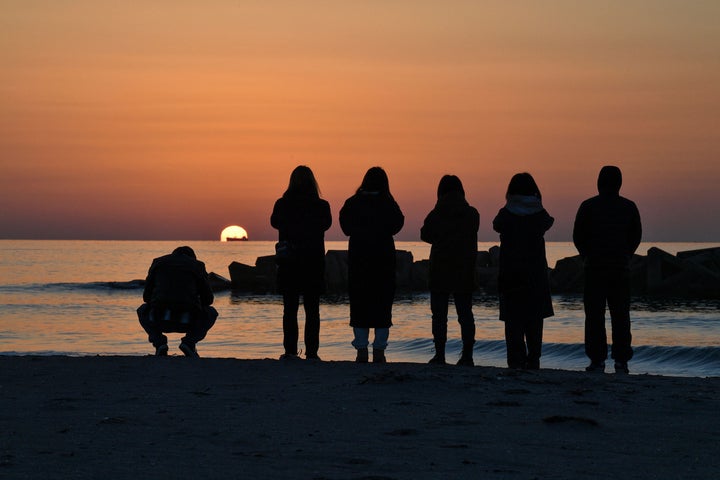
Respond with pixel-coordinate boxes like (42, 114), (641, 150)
(339, 167), (404, 363)
(138, 246), (218, 357)
(420, 175), (479, 366)
(493, 173), (554, 370)
(271, 165), (332, 361)
(573, 165), (642, 374)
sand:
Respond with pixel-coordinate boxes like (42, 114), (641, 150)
(0, 355), (718, 479)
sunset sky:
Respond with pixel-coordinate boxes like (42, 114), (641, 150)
(2, 1), (719, 241)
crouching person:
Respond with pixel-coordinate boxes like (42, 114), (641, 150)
(137, 246), (217, 357)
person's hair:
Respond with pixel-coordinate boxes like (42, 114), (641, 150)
(172, 246), (196, 259)
(357, 166), (391, 196)
(597, 165), (622, 194)
(437, 175), (465, 199)
(283, 165), (321, 198)
(506, 172), (541, 200)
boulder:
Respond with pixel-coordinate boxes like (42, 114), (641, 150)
(208, 272), (232, 292)
(646, 247), (720, 297)
(324, 250), (349, 294)
(548, 255), (585, 293)
(411, 259), (430, 291)
(395, 250), (414, 292)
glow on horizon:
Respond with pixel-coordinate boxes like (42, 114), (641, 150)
(1, 1), (719, 241)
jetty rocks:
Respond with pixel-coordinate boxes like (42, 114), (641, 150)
(224, 246), (720, 298)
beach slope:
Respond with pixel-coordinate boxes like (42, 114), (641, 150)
(0, 356), (718, 479)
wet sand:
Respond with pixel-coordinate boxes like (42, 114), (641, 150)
(0, 355), (718, 479)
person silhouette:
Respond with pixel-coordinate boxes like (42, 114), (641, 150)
(137, 246), (218, 357)
(493, 173), (554, 369)
(573, 165), (642, 374)
(420, 175), (479, 366)
(271, 165), (332, 361)
(339, 167), (404, 363)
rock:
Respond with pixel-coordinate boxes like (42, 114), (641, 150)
(228, 261), (260, 292)
(646, 247), (720, 297)
(208, 272), (232, 292)
(324, 250), (349, 294)
(411, 260), (429, 291)
(395, 250), (414, 292)
(548, 255), (585, 293)
(254, 255), (277, 293)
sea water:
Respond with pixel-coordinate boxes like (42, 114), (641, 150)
(0, 240), (718, 377)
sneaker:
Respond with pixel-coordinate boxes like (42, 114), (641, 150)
(355, 347), (369, 363)
(456, 354), (474, 367)
(155, 344), (169, 356)
(614, 361), (630, 374)
(372, 349), (386, 364)
(585, 361), (606, 372)
(179, 342), (199, 358)
(306, 353), (322, 361)
(428, 354), (446, 365)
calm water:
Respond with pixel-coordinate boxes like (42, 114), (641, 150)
(0, 240), (718, 377)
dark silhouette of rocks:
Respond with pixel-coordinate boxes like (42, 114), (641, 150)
(226, 246), (720, 298)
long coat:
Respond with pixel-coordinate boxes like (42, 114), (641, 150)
(420, 192), (479, 294)
(493, 207), (554, 321)
(339, 191), (404, 328)
(270, 194), (332, 295)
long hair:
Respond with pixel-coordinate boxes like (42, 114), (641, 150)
(357, 166), (391, 196)
(283, 165), (321, 198)
(437, 174), (465, 199)
(506, 172), (541, 200)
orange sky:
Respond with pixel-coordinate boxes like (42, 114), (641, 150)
(1, 1), (719, 241)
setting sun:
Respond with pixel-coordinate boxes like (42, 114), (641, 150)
(221, 225), (249, 242)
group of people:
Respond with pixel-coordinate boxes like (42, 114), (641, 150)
(137, 165), (641, 374)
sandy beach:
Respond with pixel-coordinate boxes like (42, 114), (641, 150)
(0, 355), (718, 479)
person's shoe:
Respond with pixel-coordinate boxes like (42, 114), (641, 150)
(179, 342), (199, 358)
(614, 361), (630, 374)
(279, 353), (301, 361)
(585, 361), (605, 372)
(155, 344), (169, 356)
(428, 354), (446, 365)
(372, 349), (386, 364)
(355, 347), (369, 363)
(306, 352), (322, 361)
(456, 353), (474, 367)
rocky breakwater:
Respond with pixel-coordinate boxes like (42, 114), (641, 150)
(228, 246), (720, 298)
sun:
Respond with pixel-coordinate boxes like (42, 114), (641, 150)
(220, 225), (249, 241)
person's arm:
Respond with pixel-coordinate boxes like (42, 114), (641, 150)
(197, 262), (214, 306)
(142, 261), (157, 303)
(270, 199), (285, 231)
(420, 210), (437, 244)
(628, 201), (642, 255)
(572, 203), (588, 257)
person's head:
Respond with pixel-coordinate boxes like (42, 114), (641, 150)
(284, 165), (320, 198)
(506, 172), (541, 200)
(597, 165), (622, 194)
(437, 175), (465, 199)
(357, 166), (390, 195)
(172, 246), (196, 259)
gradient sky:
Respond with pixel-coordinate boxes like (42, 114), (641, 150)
(2, 1), (719, 241)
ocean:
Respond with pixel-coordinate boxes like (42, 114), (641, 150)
(0, 240), (718, 377)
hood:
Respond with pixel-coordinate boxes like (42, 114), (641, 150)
(505, 195), (544, 216)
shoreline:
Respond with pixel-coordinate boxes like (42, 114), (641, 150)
(1, 356), (718, 479)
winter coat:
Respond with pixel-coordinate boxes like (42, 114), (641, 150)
(573, 192), (642, 270)
(493, 197), (554, 321)
(143, 251), (214, 314)
(270, 194), (332, 295)
(339, 191), (404, 328)
(420, 191), (479, 293)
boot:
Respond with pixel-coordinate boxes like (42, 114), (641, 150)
(428, 342), (446, 364)
(372, 349), (386, 364)
(355, 347), (369, 363)
(456, 343), (474, 367)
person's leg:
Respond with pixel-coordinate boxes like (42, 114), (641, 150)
(352, 327), (370, 362)
(303, 293), (321, 357)
(584, 268), (608, 367)
(430, 291), (450, 362)
(524, 317), (544, 369)
(282, 293), (300, 355)
(454, 292), (476, 365)
(372, 328), (389, 363)
(607, 269), (633, 365)
(504, 319), (527, 369)
(182, 306), (218, 347)
(137, 304), (167, 348)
